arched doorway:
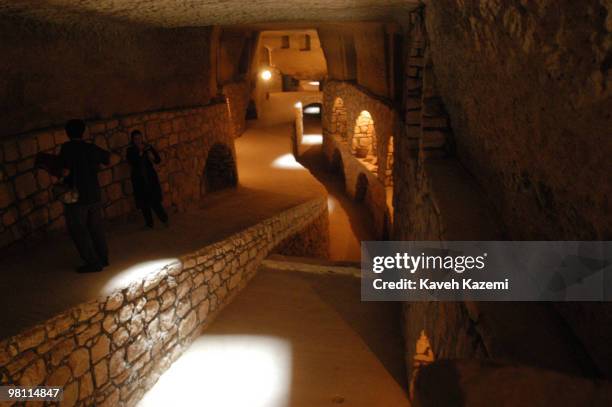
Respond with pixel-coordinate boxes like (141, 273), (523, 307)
(355, 173), (369, 203)
(203, 143), (238, 193)
(352, 111), (377, 162)
(331, 98), (348, 141)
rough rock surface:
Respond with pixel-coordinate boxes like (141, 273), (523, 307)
(0, 1), (418, 27)
(413, 359), (612, 407)
(425, 0), (612, 240)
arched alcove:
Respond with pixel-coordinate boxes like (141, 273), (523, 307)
(203, 143), (238, 193)
(331, 98), (348, 141)
(352, 111), (377, 162)
(355, 173), (369, 203)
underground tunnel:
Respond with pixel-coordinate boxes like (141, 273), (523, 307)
(0, 1), (611, 406)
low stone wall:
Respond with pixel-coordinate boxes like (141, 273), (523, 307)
(272, 209), (329, 259)
(0, 197), (328, 407)
(322, 81), (397, 186)
(322, 81), (396, 239)
(325, 135), (390, 239)
(0, 103), (235, 250)
(222, 81), (251, 138)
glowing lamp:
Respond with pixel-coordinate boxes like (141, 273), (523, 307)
(261, 70), (272, 81)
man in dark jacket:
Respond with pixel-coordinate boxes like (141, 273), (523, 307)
(59, 119), (111, 273)
(126, 130), (168, 229)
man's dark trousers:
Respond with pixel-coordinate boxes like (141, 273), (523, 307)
(64, 203), (108, 267)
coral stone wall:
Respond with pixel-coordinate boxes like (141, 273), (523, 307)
(424, 0), (612, 240)
(0, 198), (328, 407)
(0, 103), (235, 250)
(322, 81), (397, 238)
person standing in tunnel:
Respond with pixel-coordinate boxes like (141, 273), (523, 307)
(126, 130), (169, 229)
(59, 119), (111, 273)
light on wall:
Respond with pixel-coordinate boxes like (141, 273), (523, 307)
(261, 70), (272, 81)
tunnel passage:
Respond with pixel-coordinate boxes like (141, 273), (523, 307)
(203, 143), (238, 193)
(355, 173), (369, 203)
(352, 110), (377, 162)
(331, 97), (348, 141)
(303, 102), (322, 118)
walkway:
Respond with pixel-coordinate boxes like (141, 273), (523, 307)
(0, 123), (325, 340)
(297, 115), (375, 261)
(138, 121), (408, 406)
(2, 121), (409, 406)
(138, 267), (409, 407)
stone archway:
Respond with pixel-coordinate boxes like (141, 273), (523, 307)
(203, 143), (238, 193)
(331, 98), (348, 141)
(352, 111), (377, 162)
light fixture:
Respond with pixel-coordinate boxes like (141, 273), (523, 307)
(261, 70), (272, 81)
(308, 81), (320, 86)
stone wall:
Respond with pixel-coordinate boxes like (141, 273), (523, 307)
(272, 209), (329, 259)
(0, 103), (235, 250)
(424, 0), (612, 240)
(0, 197), (328, 407)
(322, 80), (397, 238)
(222, 81), (251, 138)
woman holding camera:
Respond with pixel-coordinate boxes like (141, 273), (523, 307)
(126, 130), (169, 229)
